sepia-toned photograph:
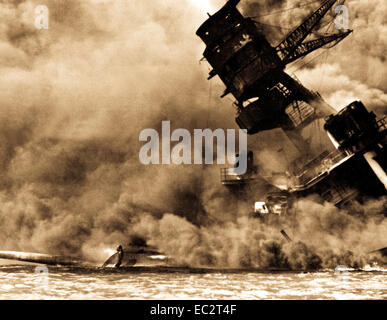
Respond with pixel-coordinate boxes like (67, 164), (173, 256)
(0, 0), (385, 305)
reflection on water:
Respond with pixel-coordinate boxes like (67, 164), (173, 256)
(0, 265), (386, 300)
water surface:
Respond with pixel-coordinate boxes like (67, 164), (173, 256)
(0, 265), (386, 300)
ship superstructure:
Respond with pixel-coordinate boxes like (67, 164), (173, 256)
(196, 0), (386, 211)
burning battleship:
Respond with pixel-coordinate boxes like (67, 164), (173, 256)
(196, 0), (386, 215)
(0, 0), (386, 269)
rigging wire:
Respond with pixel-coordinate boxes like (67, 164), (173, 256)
(288, 49), (328, 73)
(249, 0), (323, 18)
(252, 20), (295, 31)
(308, 19), (336, 155)
(198, 79), (220, 225)
(195, 60), (220, 224)
(317, 50), (330, 154)
(252, 0), (347, 46)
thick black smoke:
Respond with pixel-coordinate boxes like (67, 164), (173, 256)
(0, 0), (385, 269)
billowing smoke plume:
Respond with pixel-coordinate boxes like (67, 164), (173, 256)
(0, 0), (385, 270)
(128, 196), (387, 269)
(0, 0), (234, 254)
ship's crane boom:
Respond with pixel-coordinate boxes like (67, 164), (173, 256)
(281, 30), (352, 65)
(276, 0), (339, 62)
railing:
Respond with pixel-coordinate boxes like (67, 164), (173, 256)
(295, 149), (347, 186)
(325, 188), (358, 206)
(220, 168), (255, 185)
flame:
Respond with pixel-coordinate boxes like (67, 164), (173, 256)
(104, 248), (115, 256)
